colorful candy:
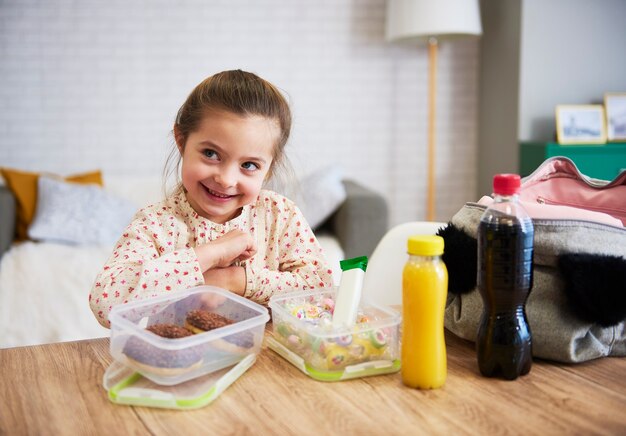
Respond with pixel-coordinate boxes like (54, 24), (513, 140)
(287, 334), (303, 347)
(305, 304), (321, 319)
(291, 306), (306, 319)
(326, 345), (348, 368)
(369, 329), (387, 349)
(311, 337), (328, 355)
(336, 334), (353, 346)
(321, 297), (335, 313)
(275, 296), (395, 371)
(276, 322), (294, 338)
(357, 314), (370, 324)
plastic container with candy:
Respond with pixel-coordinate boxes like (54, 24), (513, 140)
(108, 286), (269, 386)
(268, 288), (401, 381)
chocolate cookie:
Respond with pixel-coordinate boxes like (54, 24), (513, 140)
(185, 310), (233, 333)
(147, 323), (194, 338)
(185, 309), (255, 353)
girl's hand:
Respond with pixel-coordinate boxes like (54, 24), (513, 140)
(197, 289), (228, 309)
(195, 229), (257, 271)
(203, 266), (246, 296)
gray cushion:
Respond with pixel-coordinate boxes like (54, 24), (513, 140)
(298, 165), (347, 229)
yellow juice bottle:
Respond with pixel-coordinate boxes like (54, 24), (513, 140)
(401, 235), (448, 389)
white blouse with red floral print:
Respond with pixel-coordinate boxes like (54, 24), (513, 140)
(89, 189), (334, 328)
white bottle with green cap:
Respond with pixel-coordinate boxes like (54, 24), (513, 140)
(332, 256), (368, 327)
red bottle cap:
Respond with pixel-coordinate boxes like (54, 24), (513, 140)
(493, 173), (521, 195)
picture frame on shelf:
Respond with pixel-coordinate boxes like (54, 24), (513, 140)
(604, 93), (626, 142)
(555, 105), (607, 145)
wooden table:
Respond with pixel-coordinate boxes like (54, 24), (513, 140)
(1, 330), (625, 435)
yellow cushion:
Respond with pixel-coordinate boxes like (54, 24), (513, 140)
(0, 168), (103, 241)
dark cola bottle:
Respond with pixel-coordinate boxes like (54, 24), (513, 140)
(476, 173), (534, 380)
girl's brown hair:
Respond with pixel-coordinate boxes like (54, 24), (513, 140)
(165, 70), (292, 193)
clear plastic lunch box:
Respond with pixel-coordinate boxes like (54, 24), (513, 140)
(108, 286), (269, 386)
(268, 288), (401, 381)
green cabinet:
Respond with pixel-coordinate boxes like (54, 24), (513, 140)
(519, 142), (626, 180)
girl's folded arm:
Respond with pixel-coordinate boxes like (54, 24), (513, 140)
(243, 205), (334, 305)
(89, 217), (204, 327)
(244, 255), (333, 305)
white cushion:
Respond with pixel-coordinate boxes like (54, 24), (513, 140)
(103, 175), (166, 208)
(28, 176), (136, 245)
(316, 231), (345, 286)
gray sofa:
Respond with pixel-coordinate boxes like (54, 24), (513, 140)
(0, 179), (388, 261)
(0, 186), (15, 259)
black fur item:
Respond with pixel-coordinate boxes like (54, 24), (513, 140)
(436, 223), (477, 295)
(558, 253), (626, 327)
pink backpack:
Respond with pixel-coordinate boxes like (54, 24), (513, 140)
(478, 157), (626, 227)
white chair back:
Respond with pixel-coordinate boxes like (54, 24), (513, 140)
(362, 221), (447, 306)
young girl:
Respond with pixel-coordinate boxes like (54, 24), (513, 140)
(90, 70), (334, 328)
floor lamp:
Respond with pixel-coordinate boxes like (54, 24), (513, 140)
(385, 0), (482, 221)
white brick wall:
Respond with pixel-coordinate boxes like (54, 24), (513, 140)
(0, 0), (480, 226)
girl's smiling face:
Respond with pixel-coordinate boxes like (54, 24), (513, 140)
(177, 109), (278, 224)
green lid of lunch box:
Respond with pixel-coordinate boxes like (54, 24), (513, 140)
(103, 354), (256, 410)
(266, 336), (399, 382)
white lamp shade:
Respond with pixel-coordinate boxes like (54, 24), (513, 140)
(386, 0), (482, 43)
